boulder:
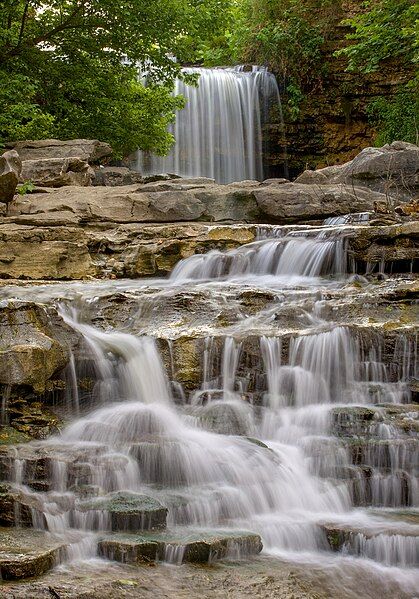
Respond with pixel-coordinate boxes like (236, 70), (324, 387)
(348, 220), (419, 265)
(0, 528), (66, 580)
(296, 142), (419, 201)
(10, 185), (206, 224)
(6, 139), (112, 163)
(0, 150), (22, 205)
(254, 183), (389, 223)
(0, 484), (34, 527)
(92, 166), (144, 186)
(20, 157), (94, 187)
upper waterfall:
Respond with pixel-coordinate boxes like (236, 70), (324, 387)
(135, 66), (283, 183)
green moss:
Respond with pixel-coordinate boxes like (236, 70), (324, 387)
(0, 425), (31, 445)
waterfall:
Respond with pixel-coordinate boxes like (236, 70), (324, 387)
(170, 230), (349, 282)
(136, 66), (283, 183)
(1, 223), (418, 589)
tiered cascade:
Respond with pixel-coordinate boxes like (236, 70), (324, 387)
(0, 225), (417, 589)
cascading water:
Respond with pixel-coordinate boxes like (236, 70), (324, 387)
(1, 224), (418, 596)
(136, 66), (284, 183)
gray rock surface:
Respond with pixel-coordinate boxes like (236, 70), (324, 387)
(20, 157), (94, 187)
(296, 141), (419, 200)
(6, 139), (112, 163)
(253, 183), (388, 223)
(0, 303), (70, 392)
(6, 179), (392, 225)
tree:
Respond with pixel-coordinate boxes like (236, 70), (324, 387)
(207, 0), (342, 119)
(0, 0), (209, 156)
(337, 0), (419, 144)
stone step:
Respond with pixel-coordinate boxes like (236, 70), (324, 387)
(321, 521), (419, 567)
(0, 484), (38, 527)
(77, 491), (167, 531)
(97, 529), (263, 564)
(0, 527), (66, 580)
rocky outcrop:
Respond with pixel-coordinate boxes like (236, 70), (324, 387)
(78, 492), (168, 531)
(20, 157), (94, 188)
(92, 166), (146, 186)
(296, 142), (419, 201)
(266, 1), (415, 176)
(4, 174), (402, 226)
(348, 220), (419, 266)
(4, 139), (112, 191)
(0, 224), (93, 279)
(0, 304), (70, 392)
(98, 530), (263, 564)
(253, 182), (387, 223)
(0, 150), (22, 207)
(6, 139), (112, 163)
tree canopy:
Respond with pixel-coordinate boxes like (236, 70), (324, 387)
(0, 0), (229, 156)
(337, 0), (418, 144)
(1, 0), (417, 156)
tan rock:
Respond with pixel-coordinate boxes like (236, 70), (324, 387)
(0, 150), (22, 205)
(0, 224), (93, 279)
(0, 304), (69, 392)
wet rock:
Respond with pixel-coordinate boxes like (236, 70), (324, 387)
(98, 530), (262, 564)
(0, 426), (31, 446)
(0, 304), (69, 392)
(0, 527), (65, 580)
(199, 402), (252, 435)
(322, 521), (419, 555)
(0, 484), (35, 527)
(20, 157), (94, 188)
(348, 221), (419, 268)
(77, 491), (168, 531)
(7, 401), (61, 440)
(6, 139), (112, 164)
(0, 150), (22, 206)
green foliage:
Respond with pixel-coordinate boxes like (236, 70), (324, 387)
(0, 70), (55, 141)
(207, 0), (342, 119)
(367, 86), (419, 146)
(177, 0), (236, 66)
(17, 180), (35, 195)
(0, 0), (213, 156)
(285, 80), (305, 121)
(337, 0), (419, 144)
(336, 0), (418, 73)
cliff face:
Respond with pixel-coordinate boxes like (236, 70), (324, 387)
(264, 1), (413, 179)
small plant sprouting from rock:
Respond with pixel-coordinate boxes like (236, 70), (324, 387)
(17, 180), (35, 196)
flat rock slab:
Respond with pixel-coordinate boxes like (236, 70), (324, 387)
(98, 529), (263, 564)
(321, 521), (419, 552)
(0, 527), (66, 580)
(77, 491), (167, 531)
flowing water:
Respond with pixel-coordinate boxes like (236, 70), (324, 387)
(1, 225), (418, 595)
(136, 66), (284, 183)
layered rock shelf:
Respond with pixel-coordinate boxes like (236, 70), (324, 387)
(0, 140), (417, 589)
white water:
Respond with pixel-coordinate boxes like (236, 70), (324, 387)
(2, 226), (418, 592)
(136, 66), (282, 183)
(170, 230), (348, 283)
